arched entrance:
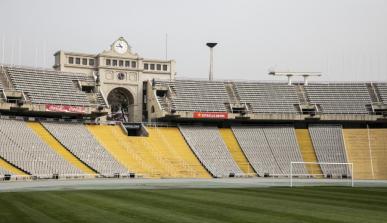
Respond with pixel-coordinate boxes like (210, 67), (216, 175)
(106, 87), (135, 122)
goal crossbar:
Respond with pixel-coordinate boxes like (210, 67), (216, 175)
(290, 162), (353, 187)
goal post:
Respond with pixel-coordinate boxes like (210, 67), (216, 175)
(290, 162), (353, 187)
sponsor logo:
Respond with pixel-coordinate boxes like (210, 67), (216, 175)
(194, 112), (228, 119)
(46, 105), (85, 113)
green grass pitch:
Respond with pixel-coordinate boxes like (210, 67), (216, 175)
(0, 187), (386, 222)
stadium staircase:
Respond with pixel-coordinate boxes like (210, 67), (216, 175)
(368, 129), (387, 180)
(0, 67), (16, 91)
(145, 127), (200, 178)
(342, 129), (373, 180)
(224, 83), (240, 104)
(157, 127), (212, 178)
(113, 126), (178, 178)
(294, 85), (310, 104)
(27, 122), (97, 175)
(0, 156), (27, 175)
(219, 129), (256, 176)
(366, 83), (382, 105)
(295, 129), (323, 178)
(87, 125), (159, 178)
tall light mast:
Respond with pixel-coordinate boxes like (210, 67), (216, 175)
(206, 43), (217, 81)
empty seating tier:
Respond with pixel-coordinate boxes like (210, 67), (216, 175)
(155, 79), (229, 112)
(234, 82), (299, 114)
(219, 129), (255, 175)
(179, 126), (244, 177)
(7, 67), (92, 107)
(232, 126), (308, 176)
(304, 84), (371, 114)
(368, 129), (387, 180)
(308, 125), (349, 177)
(0, 119), (85, 176)
(0, 157), (27, 176)
(27, 122), (97, 175)
(295, 129), (323, 178)
(157, 127), (212, 178)
(376, 84), (387, 105)
(342, 129), (373, 180)
(41, 122), (130, 176)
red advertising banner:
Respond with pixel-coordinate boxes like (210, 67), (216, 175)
(45, 105), (85, 114)
(194, 112), (228, 119)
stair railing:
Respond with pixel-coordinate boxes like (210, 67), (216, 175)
(154, 127), (196, 177)
(109, 126), (157, 177)
(139, 136), (177, 177)
(86, 126), (137, 174)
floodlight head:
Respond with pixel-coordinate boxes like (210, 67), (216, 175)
(206, 43), (217, 48)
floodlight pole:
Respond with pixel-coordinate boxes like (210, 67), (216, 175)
(206, 43), (217, 81)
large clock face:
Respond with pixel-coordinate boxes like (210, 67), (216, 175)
(114, 41), (128, 54)
(117, 73), (125, 80)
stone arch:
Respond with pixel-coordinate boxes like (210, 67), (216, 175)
(106, 86), (136, 122)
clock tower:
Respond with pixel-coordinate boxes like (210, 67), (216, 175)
(53, 37), (176, 122)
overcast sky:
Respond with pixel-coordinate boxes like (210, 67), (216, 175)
(1, 0), (386, 82)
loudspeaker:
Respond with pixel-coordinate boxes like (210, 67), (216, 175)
(114, 173), (120, 178)
(327, 174), (332, 178)
(130, 173), (135, 178)
(229, 173), (235, 177)
(264, 173), (270, 177)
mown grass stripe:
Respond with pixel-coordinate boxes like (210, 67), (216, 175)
(0, 187), (386, 223)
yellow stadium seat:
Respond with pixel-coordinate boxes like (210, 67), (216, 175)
(219, 129), (256, 176)
(342, 129), (373, 180)
(27, 122), (96, 175)
(295, 129), (323, 178)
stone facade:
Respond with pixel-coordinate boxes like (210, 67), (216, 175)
(53, 37), (176, 122)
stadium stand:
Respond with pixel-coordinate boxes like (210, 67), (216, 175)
(368, 129), (387, 180)
(342, 129), (373, 180)
(157, 127), (212, 178)
(308, 125), (350, 177)
(145, 127), (199, 177)
(294, 129), (323, 178)
(6, 67), (91, 107)
(86, 125), (157, 177)
(232, 126), (308, 176)
(233, 82), (299, 114)
(112, 126), (179, 178)
(27, 122), (97, 175)
(232, 126), (281, 176)
(304, 84), (371, 114)
(41, 122), (129, 175)
(0, 157), (26, 175)
(179, 126), (244, 177)
(154, 79), (229, 112)
(0, 165), (14, 176)
(376, 84), (387, 105)
(0, 119), (85, 176)
(219, 129), (256, 175)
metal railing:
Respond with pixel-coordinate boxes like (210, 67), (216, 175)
(139, 136), (177, 177)
(154, 126), (196, 177)
(86, 126), (137, 174)
(109, 126), (157, 177)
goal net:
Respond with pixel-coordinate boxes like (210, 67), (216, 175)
(289, 162), (353, 187)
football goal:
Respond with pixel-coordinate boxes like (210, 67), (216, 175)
(289, 162), (353, 187)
